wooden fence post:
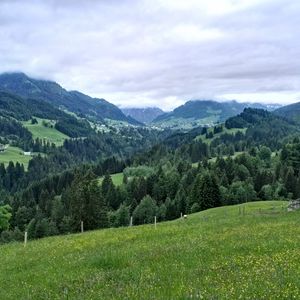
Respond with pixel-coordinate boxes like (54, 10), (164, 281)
(81, 221), (84, 233)
(154, 216), (157, 229)
(24, 231), (27, 247)
(129, 216), (133, 227)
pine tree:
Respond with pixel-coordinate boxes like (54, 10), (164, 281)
(284, 167), (297, 198)
(165, 197), (178, 220)
(191, 173), (221, 210)
(85, 179), (102, 230)
(102, 174), (113, 197)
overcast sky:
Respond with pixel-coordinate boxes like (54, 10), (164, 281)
(1, 0), (300, 110)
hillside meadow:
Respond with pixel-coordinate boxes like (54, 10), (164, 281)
(22, 118), (69, 146)
(0, 146), (32, 168)
(1, 201), (299, 299)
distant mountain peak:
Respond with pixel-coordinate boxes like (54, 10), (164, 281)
(122, 107), (164, 124)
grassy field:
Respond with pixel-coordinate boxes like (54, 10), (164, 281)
(0, 146), (32, 168)
(2, 201), (300, 299)
(98, 172), (124, 186)
(23, 118), (69, 146)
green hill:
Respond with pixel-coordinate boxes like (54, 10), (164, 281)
(0, 73), (141, 125)
(0, 91), (93, 138)
(0, 146), (32, 168)
(274, 101), (300, 124)
(2, 201), (300, 299)
(22, 118), (69, 146)
(152, 100), (278, 129)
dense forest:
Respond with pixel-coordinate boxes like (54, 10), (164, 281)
(1, 104), (300, 242)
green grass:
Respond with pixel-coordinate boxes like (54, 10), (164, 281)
(2, 201), (300, 299)
(23, 118), (69, 146)
(0, 146), (32, 168)
(98, 172), (124, 186)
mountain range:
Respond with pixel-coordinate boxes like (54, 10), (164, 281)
(152, 100), (282, 129)
(2, 72), (300, 132)
(122, 107), (165, 124)
(0, 72), (140, 125)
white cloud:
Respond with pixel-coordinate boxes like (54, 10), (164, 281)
(0, 0), (300, 110)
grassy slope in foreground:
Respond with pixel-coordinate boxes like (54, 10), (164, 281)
(2, 201), (300, 299)
(22, 118), (69, 146)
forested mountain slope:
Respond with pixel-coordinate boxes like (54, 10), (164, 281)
(152, 100), (280, 129)
(274, 101), (300, 123)
(0, 73), (140, 125)
(0, 91), (92, 138)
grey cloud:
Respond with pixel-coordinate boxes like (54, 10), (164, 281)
(0, 0), (300, 110)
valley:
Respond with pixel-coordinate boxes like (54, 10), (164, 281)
(1, 2), (298, 299)
(0, 73), (299, 300)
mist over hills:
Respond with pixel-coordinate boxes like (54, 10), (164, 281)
(122, 107), (165, 124)
(0, 72), (140, 125)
